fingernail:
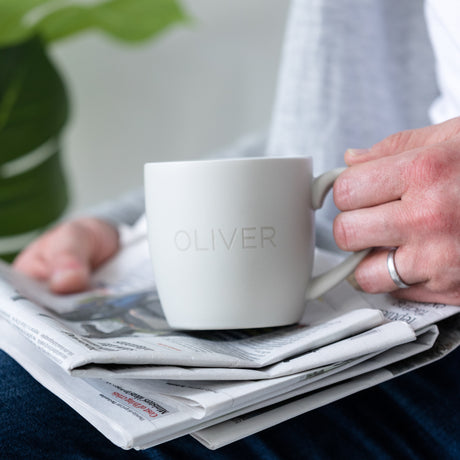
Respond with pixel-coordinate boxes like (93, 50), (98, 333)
(347, 148), (370, 156)
(50, 268), (88, 293)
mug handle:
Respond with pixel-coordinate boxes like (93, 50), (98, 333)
(306, 167), (371, 300)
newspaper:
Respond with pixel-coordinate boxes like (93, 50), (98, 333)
(193, 314), (460, 449)
(0, 264), (402, 376)
(0, 316), (454, 450)
(0, 217), (458, 450)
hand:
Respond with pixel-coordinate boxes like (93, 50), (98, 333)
(333, 117), (460, 305)
(13, 218), (119, 294)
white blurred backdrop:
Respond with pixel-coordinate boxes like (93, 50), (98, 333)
(50, 0), (289, 214)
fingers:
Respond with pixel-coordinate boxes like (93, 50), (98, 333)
(345, 118), (460, 166)
(47, 249), (93, 294)
(338, 118), (460, 304)
(350, 249), (460, 305)
(334, 201), (408, 251)
(14, 247), (90, 294)
(334, 152), (415, 211)
(13, 218), (119, 294)
(352, 246), (460, 305)
(13, 243), (50, 281)
(14, 225), (93, 294)
(352, 247), (425, 294)
(392, 285), (460, 305)
(344, 129), (429, 166)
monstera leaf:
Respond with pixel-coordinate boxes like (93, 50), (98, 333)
(0, 0), (187, 260)
(0, 36), (68, 260)
(0, 0), (187, 46)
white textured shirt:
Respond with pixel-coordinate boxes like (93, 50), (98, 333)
(93, 0), (460, 251)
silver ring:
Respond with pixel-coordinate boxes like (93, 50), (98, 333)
(387, 248), (410, 289)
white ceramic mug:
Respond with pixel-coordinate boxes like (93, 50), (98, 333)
(144, 157), (368, 330)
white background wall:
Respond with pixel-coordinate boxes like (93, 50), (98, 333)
(50, 0), (289, 214)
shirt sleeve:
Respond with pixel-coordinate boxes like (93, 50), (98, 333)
(82, 187), (145, 227)
(425, 0), (460, 123)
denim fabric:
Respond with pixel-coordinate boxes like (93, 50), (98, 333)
(0, 347), (458, 460)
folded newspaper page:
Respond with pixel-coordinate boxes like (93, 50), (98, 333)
(0, 217), (458, 450)
(73, 320), (413, 381)
(192, 314), (460, 450)
(103, 323), (423, 421)
(0, 317), (452, 450)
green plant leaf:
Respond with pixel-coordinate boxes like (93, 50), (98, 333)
(39, 0), (187, 44)
(0, 37), (68, 163)
(0, 149), (68, 235)
(0, 37), (69, 244)
(0, 0), (187, 47)
(90, 0), (189, 43)
(0, 0), (187, 258)
(0, 0), (53, 46)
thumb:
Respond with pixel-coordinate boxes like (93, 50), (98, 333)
(14, 218), (119, 294)
(13, 223), (94, 294)
(46, 219), (119, 294)
(345, 117), (460, 166)
(49, 251), (92, 294)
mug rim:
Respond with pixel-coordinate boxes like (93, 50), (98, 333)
(144, 156), (312, 168)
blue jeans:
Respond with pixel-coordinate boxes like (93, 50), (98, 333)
(0, 347), (458, 459)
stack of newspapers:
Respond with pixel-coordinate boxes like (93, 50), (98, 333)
(0, 218), (459, 450)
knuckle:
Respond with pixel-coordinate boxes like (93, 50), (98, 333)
(406, 194), (453, 238)
(408, 198), (444, 233)
(440, 117), (460, 138)
(410, 149), (447, 186)
(403, 152), (458, 233)
(418, 242), (460, 293)
(435, 252), (460, 290)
